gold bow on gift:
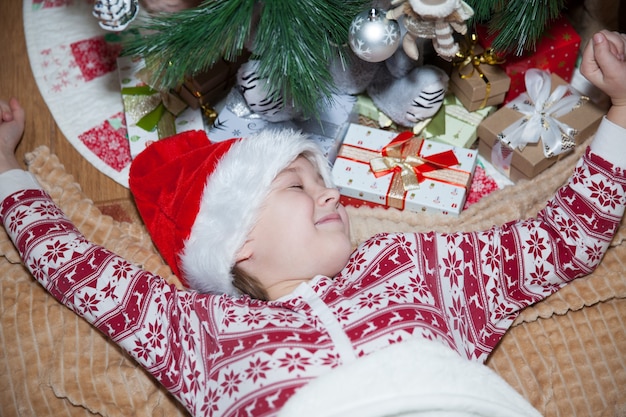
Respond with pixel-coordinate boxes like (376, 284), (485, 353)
(121, 62), (191, 140)
(454, 33), (505, 110)
(369, 131), (468, 209)
(121, 85), (189, 139)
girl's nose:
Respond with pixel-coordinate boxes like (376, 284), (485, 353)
(318, 186), (340, 206)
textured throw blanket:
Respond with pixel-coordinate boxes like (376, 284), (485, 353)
(0, 142), (625, 417)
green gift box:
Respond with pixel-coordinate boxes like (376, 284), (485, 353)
(421, 94), (495, 149)
(355, 94), (395, 128)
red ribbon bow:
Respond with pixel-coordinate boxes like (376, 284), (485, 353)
(370, 131), (460, 190)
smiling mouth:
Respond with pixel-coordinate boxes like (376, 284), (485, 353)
(315, 213), (342, 225)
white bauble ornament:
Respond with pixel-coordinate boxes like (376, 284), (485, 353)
(349, 8), (400, 63)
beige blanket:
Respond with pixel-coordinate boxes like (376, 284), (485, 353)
(1, 143), (625, 417)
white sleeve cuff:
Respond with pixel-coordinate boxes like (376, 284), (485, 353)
(0, 170), (43, 203)
(588, 117), (626, 168)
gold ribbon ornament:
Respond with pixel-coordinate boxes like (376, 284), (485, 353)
(454, 33), (506, 110)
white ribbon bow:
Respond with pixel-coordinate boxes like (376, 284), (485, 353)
(498, 69), (584, 157)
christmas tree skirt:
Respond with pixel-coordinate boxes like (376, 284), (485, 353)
(23, 0), (130, 187)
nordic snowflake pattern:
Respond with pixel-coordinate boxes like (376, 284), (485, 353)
(2, 147), (625, 417)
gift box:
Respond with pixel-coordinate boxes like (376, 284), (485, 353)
(207, 89), (272, 141)
(421, 94), (496, 149)
(176, 52), (250, 110)
(477, 16), (581, 104)
(208, 88), (356, 163)
(477, 70), (604, 182)
(332, 124), (478, 216)
(118, 56), (205, 159)
(449, 38), (511, 112)
(354, 94), (395, 129)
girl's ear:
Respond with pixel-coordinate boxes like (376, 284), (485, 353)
(235, 240), (253, 263)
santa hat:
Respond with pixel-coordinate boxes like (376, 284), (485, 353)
(129, 129), (333, 295)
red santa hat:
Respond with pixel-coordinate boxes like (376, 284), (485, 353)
(129, 128), (333, 295)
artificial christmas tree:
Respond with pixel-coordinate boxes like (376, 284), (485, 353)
(92, 0), (577, 122)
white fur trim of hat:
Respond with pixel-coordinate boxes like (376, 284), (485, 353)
(180, 128), (333, 295)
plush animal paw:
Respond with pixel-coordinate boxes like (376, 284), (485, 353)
(367, 64), (449, 127)
(237, 60), (300, 123)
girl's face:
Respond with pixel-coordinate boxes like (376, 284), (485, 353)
(235, 156), (352, 300)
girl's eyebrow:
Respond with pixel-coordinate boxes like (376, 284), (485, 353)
(276, 161), (322, 181)
(276, 167), (299, 178)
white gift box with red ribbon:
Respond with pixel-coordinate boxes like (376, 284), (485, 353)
(332, 124), (478, 216)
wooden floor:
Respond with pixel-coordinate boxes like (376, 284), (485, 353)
(0, 0), (131, 205)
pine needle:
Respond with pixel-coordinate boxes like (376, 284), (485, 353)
(466, 0), (566, 56)
(122, 0), (369, 118)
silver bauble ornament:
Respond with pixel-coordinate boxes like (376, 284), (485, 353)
(349, 8), (400, 63)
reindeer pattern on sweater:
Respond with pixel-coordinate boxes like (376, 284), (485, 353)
(2, 147), (625, 417)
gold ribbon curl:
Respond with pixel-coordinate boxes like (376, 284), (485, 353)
(454, 33), (506, 110)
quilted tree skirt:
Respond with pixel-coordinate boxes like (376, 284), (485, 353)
(24, 0), (132, 187)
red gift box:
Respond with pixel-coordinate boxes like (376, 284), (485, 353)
(476, 16), (581, 105)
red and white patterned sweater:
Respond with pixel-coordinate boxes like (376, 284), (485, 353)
(2, 121), (625, 417)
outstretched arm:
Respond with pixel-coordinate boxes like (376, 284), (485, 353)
(0, 97), (216, 414)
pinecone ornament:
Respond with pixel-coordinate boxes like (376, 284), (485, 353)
(93, 0), (139, 31)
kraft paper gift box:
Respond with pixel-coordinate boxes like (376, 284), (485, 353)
(449, 38), (511, 112)
(477, 70), (604, 182)
(422, 94), (496, 149)
(175, 52), (250, 110)
(332, 123), (478, 216)
(118, 56), (205, 159)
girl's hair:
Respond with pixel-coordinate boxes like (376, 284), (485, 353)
(232, 265), (270, 301)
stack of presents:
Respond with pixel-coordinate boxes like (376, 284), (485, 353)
(118, 16), (605, 217)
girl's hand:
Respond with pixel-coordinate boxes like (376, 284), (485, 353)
(580, 31), (626, 103)
(0, 98), (26, 173)
(581, 31), (626, 128)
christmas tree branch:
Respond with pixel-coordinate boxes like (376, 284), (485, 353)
(466, 0), (567, 56)
(123, 0), (256, 87)
(122, 0), (369, 118)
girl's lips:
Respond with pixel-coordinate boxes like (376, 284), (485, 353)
(315, 213), (342, 225)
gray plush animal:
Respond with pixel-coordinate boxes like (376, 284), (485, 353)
(368, 63), (448, 127)
(331, 46), (449, 127)
(237, 47), (449, 127)
(235, 0), (451, 127)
